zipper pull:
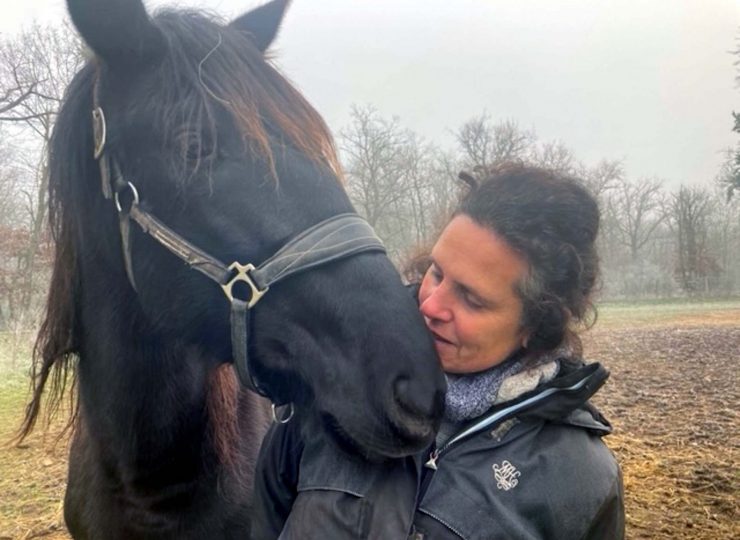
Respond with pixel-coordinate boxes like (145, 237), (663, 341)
(424, 449), (439, 470)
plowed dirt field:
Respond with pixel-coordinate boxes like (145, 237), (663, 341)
(1, 301), (738, 539)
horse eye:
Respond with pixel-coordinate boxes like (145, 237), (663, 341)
(186, 140), (213, 161)
(176, 130), (215, 161)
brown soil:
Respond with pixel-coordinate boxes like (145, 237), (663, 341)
(0, 412), (69, 540)
(585, 323), (740, 540)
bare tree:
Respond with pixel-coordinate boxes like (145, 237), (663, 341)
(455, 114), (536, 171)
(706, 185), (740, 294)
(0, 23), (82, 321)
(341, 106), (407, 226)
(340, 105), (425, 259)
(609, 176), (668, 261)
(668, 186), (716, 295)
(0, 137), (23, 327)
(336, 104), (736, 300)
(531, 140), (579, 175)
(716, 143), (740, 201)
(725, 39), (740, 200)
(401, 134), (438, 247)
(581, 159), (624, 199)
(430, 151), (466, 223)
(0, 137), (21, 226)
(340, 106), (466, 265)
(0, 23), (81, 136)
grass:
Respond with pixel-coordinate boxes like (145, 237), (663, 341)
(1, 331), (70, 540)
(0, 332), (34, 444)
(594, 298), (740, 328)
(0, 331), (34, 375)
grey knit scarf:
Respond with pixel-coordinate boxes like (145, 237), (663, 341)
(443, 350), (562, 422)
(444, 355), (525, 422)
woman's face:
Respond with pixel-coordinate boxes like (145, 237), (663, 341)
(419, 215), (529, 374)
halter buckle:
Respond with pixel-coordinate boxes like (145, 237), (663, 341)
(221, 262), (268, 308)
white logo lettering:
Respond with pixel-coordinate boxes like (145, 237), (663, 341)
(492, 460), (520, 491)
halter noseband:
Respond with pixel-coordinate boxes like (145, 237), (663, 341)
(91, 97), (386, 399)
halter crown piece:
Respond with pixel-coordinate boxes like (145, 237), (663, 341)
(91, 92), (386, 402)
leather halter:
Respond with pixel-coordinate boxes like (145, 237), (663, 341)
(90, 92), (386, 397)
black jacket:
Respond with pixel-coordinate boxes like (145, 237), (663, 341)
(251, 361), (624, 540)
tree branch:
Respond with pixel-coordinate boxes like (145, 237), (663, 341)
(0, 82), (37, 115)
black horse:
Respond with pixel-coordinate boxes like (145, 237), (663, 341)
(19, 0), (445, 538)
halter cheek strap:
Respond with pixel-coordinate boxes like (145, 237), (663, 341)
(91, 104), (386, 399)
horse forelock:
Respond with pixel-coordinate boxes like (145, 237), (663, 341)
(148, 10), (343, 186)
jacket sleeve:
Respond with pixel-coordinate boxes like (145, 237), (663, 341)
(250, 419), (304, 540)
(580, 469), (625, 540)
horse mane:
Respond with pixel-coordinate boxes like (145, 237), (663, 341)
(151, 10), (343, 185)
(18, 9), (342, 442)
(15, 64), (92, 443)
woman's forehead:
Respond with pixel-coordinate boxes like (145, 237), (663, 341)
(433, 216), (527, 297)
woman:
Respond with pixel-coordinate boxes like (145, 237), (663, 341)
(251, 164), (624, 540)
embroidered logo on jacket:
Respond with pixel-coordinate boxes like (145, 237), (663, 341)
(492, 460), (520, 491)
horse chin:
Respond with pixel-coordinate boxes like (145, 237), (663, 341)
(318, 410), (433, 462)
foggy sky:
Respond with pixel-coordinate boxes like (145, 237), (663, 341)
(2, 0), (738, 187)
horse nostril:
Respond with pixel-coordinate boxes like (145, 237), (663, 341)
(393, 377), (443, 420)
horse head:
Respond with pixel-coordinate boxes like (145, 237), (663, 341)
(60, 0), (445, 460)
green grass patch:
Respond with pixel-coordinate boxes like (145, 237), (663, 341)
(0, 330), (34, 377)
(0, 375), (29, 436)
(594, 298), (740, 328)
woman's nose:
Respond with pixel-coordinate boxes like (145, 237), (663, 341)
(419, 286), (452, 323)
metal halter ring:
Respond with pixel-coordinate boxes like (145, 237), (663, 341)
(114, 182), (140, 213)
(271, 403), (295, 424)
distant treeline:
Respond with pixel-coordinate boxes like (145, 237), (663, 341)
(339, 106), (740, 301)
(0, 24), (738, 330)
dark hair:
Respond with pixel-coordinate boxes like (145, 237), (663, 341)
(457, 163), (600, 355)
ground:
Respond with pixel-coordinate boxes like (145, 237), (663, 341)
(585, 300), (739, 540)
(0, 300), (738, 539)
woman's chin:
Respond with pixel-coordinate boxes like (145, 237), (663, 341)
(434, 343), (459, 372)
(438, 356), (464, 374)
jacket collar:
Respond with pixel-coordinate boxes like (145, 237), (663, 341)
(441, 361), (611, 452)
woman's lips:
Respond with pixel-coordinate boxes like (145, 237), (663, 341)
(423, 318), (455, 347)
(430, 330), (454, 346)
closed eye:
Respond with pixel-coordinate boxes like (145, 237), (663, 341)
(464, 294), (484, 310)
(458, 286), (486, 311)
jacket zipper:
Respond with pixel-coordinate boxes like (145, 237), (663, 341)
(424, 373), (595, 470)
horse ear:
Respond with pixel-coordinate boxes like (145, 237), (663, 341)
(230, 0), (291, 53)
(66, 0), (166, 67)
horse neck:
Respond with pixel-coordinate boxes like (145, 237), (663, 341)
(68, 244), (272, 534)
(75, 255), (219, 485)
